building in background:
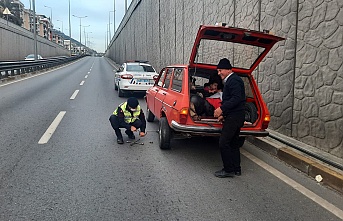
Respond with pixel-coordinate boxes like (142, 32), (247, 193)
(22, 8), (33, 32)
(37, 15), (52, 40)
(52, 29), (64, 46)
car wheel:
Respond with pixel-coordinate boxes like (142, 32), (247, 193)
(245, 102), (258, 123)
(159, 117), (171, 150)
(146, 108), (155, 122)
(118, 86), (124, 97)
(114, 82), (118, 91)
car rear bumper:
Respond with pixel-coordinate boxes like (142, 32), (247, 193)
(170, 120), (269, 137)
(120, 84), (153, 91)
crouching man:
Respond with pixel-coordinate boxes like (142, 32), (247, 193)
(109, 97), (146, 144)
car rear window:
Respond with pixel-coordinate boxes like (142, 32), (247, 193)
(126, 64), (155, 72)
(195, 39), (265, 69)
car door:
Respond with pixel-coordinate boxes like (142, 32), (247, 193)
(146, 68), (166, 117)
(154, 68), (173, 118)
(162, 67), (185, 122)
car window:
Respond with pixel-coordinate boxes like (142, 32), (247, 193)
(142, 66), (155, 72)
(171, 68), (184, 92)
(157, 69), (167, 87)
(163, 69), (173, 89)
(126, 64), (155, 72)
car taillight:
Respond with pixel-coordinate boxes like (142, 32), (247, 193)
(121, 74), (133, 79)
(179, 108), (188, 124)
(153, 75), (159, 81)
(262, 115), (270, 129)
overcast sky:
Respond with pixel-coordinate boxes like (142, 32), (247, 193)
(20, 0), (133, 53)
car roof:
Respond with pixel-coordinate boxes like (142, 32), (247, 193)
(125, 62), (152, 66)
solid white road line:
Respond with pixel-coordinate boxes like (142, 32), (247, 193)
(85, 75), (88, 78)
(38, 111), (66, 144)
(242, 149), (343, 220)
(70, 90), (79, 100)
(80, 81), (85, 86)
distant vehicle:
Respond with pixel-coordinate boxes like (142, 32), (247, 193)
(25, 54), (43, 60)
(114, 61), (158, 97)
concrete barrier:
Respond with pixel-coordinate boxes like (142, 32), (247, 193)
(0, 17), (70, 61)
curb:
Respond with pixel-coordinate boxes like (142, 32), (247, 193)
(247, 136), (343, 195)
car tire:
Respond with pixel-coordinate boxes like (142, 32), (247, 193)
(245, 102), (258, 123)
(118, 86), (124, 97)
(159, 117), (171, 150)
(114, 82), (118, 91)
(146, 108), (155, 122)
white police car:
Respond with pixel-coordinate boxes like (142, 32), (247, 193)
(114, 61), (158, 97)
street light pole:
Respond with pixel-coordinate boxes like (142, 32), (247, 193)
(44, 5), (52, 25)
(69, 0), (71, 38)
(107, 23), (112, 46)
(109, 11), (114, 40)
(32, 0), (37, 60)
(83, 25), (90, 45)
(86, 32), (92, 47)
(57, 19), (63, 33)
(113, 0), (116, 32)
(72, 15), (87, 46)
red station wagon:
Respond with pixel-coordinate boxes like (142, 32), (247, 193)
(145, 25), (285, 149)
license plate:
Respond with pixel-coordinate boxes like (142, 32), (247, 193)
(137, 79), (149, 83)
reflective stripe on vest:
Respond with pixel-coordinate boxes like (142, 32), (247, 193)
(113, 102), (141, 123)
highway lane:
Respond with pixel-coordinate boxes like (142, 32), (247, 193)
(0, 57), (342, 220)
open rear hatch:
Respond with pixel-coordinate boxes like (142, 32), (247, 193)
(189, 25), (285, 74)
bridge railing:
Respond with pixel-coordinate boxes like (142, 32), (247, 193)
(0, 55), (86, 80)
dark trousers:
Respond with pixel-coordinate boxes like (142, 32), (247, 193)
(219, 113), (245, 172)
(109, 115), (142, 139)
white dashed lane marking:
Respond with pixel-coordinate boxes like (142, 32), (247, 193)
(38, 111), (66, 144)
(80, 81), (85, 86)
(70, 90), (79, 100)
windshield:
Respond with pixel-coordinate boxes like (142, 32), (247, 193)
(195, 39), (265, 70)
(126, 64), (155, 72)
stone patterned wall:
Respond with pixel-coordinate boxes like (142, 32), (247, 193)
(294, 0), (343, 156)
(107, 0), (343, 159)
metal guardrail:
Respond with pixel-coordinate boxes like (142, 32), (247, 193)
(0, 55), (87, 80)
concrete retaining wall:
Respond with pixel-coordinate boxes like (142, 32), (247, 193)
(106, 0), (343, 159)
(0, 17), (70, 61)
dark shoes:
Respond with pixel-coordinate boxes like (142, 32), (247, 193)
(125, 130), (135, 139)
(214, 169), (241, 178)
(117, 138), (124, 144)
(234, 170), (241, 176)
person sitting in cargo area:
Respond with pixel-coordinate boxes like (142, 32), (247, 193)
(203, 74), (223, 97)
(109, 97), (146, 144)
(189, 83), (223, 119)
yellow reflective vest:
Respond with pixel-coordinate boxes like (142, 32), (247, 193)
(113, 102), (141, 123)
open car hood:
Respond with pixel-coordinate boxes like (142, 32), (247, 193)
(189, 25), (285, 74)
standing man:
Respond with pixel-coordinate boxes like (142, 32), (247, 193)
(213, 58), (246, 178)
(109, 97), (146, 144)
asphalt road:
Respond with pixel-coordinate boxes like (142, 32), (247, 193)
(0, 57), (342, 221)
